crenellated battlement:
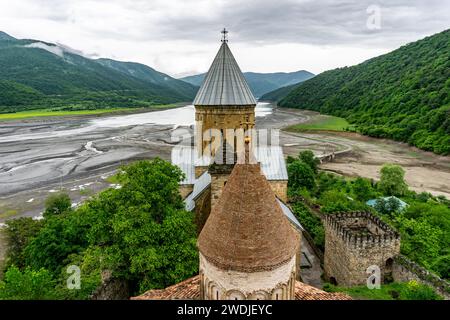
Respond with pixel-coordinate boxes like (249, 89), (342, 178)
(324, 211), (400, 248)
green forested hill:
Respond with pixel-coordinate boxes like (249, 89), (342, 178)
(260, 82), (300, 102)
(0, 32), (197, 113)
(279, 30), (450, 155)
(96, 58), (198, 99)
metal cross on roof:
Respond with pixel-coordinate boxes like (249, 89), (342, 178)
(221, 28), (228, 42)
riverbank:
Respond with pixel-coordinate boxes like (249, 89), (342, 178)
(1, 104), (449, 222)
(0, 103), (185, 121)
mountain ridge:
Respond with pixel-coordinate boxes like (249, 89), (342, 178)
(181, 70), (314, 98)
(279, 29), (450, 155)
(0, 31), (198, 113)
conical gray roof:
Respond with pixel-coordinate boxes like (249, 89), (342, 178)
(193, 42), (257, 106)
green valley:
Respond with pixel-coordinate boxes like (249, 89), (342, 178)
(0, 32), (198, 114)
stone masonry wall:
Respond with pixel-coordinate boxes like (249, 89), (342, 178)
(200, 253), (296, 300)
(210, 173), (229, 210)
(268, 180), (288, 203)
(194, 186), (211, 234)
(324, 212), (400, 287)
(393, 255), (450, 299)
(195, 106), (255, 158)
(179, 184), (194, 199)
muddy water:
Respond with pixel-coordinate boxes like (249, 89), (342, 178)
(0, 105), (449, 222)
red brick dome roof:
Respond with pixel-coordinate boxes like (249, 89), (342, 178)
(198, 163), (299, 272)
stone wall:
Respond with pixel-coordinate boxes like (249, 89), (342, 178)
(195, 106), (255, 158)
(268, 180), (288, 203)
(323, 212), (400, 286)
(91, 271), (129, 300)
(195, 166), (208, 179)
(194, 186), (211, 234)
(210, 173), (229, 210)
(210, 174), (286, 214)
(393, 255), (450, 299)
(200, 253), (296, 300)
(179, 184), (194, 199)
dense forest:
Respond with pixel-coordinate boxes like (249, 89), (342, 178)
(0, 32), (197, 113)
(0, 160), (198, 299)
(279, 30), (450, 155)
(287, 151), (450, 283)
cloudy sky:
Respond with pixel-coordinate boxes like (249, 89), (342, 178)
(1, 0), (449, 77)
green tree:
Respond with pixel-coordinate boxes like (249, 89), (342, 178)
(43, 193), (72, 218)
(24, 210), (90, 275)
(402, 280), (442, 300)
(395, 216), (442, 269)
(288, 160), (316, 190)
(4, 218), (42, 270)
(84, 159), (198, 293)
(298, 150), (320, 173)
(374, 197), (401, 216)
(0, 266), (56, 300)
(378, 164), (408, 196)
(352, 177), (376, 202)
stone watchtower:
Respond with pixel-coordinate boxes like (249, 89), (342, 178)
(324, 212), (400, 286)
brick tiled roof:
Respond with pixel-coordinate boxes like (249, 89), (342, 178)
(132, 275), (352, 300)
(294, 281), (352, 300)
(197, 163), (299, 272)
(132, 276), (201, 300)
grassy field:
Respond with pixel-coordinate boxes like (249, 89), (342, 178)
(0, 104), (179, 121)
(323, 282), (442, 300)
(286, 115), (353, 132)
(0, 209), (17, 219)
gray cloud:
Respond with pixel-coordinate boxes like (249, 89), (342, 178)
(151, 0), (449, 47)
(0, 0), (449, 75)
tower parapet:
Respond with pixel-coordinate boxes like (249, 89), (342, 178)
(324, 211), (400, 249)
(324, 211), (400, 286)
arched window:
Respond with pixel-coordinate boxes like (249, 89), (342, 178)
(250, 291), (268, 300)
(384, 258), (394, 284)
(272, 288), (283, 300)
(210, 285), (220, 300)
(227, 290), (245, 300)
(329, 277), (338, 285)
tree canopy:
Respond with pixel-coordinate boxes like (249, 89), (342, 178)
(1, 159), (199, 299)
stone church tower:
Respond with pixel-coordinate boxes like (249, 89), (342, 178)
(198, 161), (300, 300)
(193, 29), (257, 161)
(192, 31), (258, 209)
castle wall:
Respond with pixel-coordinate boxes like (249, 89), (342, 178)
(195, 106), (255, 158)
(324, 212), (400, 287)
(200, 253), (296, 300)
(392, 255), (450, 299)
